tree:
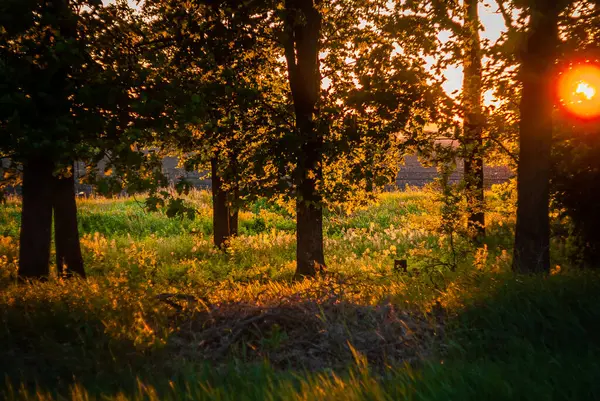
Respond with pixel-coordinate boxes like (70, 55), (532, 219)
(282, 0), (325, 277)
(397, 0), (491, 240)
(280, 0), (440, 277)
(140, 0), (287, 249)
(462, 0), (485, 238)
(551, 1), (600, 268)
(0, 0), (148, 279)
(552, 114), (600, 268)
(512, 0), (562, 273)
(0, 0), (90, 279)
(49, 0), (85, 278)
(52, 165), (86, 278)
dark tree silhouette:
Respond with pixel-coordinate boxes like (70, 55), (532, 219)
(513, 0), (561, 273)
(53, 166), (86, 278)
(283, 0), (326, 278)
(462, 0), (485, 238)
(18, 159), (54, 279)
(211, 157), (239, 249)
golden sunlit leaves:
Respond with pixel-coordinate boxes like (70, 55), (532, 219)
(558, 63), (600, 120)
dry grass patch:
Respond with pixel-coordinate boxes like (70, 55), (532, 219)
(160, 275), (445, 371)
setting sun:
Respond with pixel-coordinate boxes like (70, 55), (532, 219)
(558, 64), (600, 120)
(575, 82), (596, 100)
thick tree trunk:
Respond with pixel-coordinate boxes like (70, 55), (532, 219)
(211, 157), (237, 249)
(53, 164), (85, 278)
(284, 0), (325, 278)
(295, 111), (325, 276)
(462, 0), (485, 238)
(296, 175), (325, 277)
(18, 0), (85, 280)
(513, 2), (560, 274)
(18, 158), (54, 280)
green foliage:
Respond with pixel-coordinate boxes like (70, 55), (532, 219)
(137, 0), (289, 214)
(0, 0), (153, 176)
(134, 0), (446, 221)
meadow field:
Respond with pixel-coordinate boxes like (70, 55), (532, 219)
(1, 186), (600, 400)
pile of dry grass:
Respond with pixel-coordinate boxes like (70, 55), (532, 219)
(157, 276), (446, 370)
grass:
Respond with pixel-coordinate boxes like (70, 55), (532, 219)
(1, 186), (599, 400)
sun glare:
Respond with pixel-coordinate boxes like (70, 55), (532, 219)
(558, 64), (600, 120)
(575, 82), (596, 100)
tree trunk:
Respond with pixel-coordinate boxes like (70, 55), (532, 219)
(513, 2), (560, 274)
(462, 0), (485, 238)
(229, 153), (239, 238)
(211, 157), (237, 249)
(53, 164), (85, 278)
(229, 207), (238, 237)
(18, 158), (53, 280)
(296, 177), (325, 277)
(295, 112), (325, 277)
(283, 0), (325, 278)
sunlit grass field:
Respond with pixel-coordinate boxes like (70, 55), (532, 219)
(1, 187), (600, 400)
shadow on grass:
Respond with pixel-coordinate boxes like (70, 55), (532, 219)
(408, 271), (600, 400)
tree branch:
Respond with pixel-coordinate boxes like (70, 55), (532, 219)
(483, 134), (518, 163)
(494, 0), (516, 33)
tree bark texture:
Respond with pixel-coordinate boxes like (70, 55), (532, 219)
(53, 164), (86, 278)
(283, 0), (325, 278)
(513, 1), (560, 273)
(18, 158), (54, 280)
(211, 157), (238, 249)
(462, 0), (485, 238)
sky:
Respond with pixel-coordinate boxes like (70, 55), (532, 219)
(442, 0), (506, 103)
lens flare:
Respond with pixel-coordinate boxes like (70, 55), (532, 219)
(558, 64), (600, 120)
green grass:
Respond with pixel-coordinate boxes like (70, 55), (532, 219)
(1, 189), (599, 400)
